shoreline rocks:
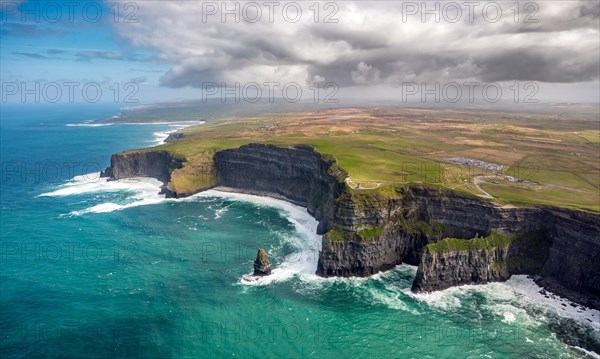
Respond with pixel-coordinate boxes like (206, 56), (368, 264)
(164, 132), (185, 143)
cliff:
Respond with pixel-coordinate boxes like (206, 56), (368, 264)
(316, 186), (547, 276)
(411, 231), (549, 292)
(215, 144), (347, 234)
(102, 143), (600, 309)
(540, 209), (600, 307)
(100, 150), (185, 194)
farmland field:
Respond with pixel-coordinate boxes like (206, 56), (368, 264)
(144, 107), (600, 211)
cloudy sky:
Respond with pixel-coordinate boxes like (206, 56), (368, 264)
(1, 0), (599, 104)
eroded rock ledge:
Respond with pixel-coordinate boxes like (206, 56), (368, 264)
(100, 150), (184, 194)
(102, 144), (600, 309)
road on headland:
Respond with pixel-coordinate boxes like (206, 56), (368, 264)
(473, 176), (494, 199)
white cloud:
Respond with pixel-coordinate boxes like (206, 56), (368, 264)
(108, 1), (599, 90)
(351, 62), (380, 85)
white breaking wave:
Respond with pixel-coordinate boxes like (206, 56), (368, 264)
(50, 118), (207, 213)
(66, 123), (113, 127)
(407, 274), (600, 345)
(189, 189), (322, 285)
(214, 205), (230, 219)
(65, 120), (206, 146)
(151, 121), (205, 145)
(38, 173), (167, 216)
(505, 275), (600, 331)
(117, 121), (204, 126)
(365, 281), (420, 313)
(568, 346), (600, 359)
(40, 182), (322, 280)
(291, 264), (422, 314)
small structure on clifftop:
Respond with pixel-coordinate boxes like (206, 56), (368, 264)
(253, 248), (272, 276)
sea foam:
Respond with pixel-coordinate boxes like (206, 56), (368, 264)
(150, 121), (206, 145)
(65, 120), (206, 146)
(38, 173), (167, 216)
(190, 189), (322, 285)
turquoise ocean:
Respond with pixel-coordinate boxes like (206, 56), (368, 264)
(1, 104), (598, 358)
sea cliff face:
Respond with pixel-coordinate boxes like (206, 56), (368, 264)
(103, 144), (600, 308)
(100, 150), (184, 193)
(541, 210), (600, 304)
(413, 239), (513, 292)
(411, 231), (549, 292)
(315, 186), (551, 277)
(214, 144), (347, 234)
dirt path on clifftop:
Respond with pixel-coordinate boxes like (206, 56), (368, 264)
(345, 177), (381, 190)
(473, 176), (494, 199)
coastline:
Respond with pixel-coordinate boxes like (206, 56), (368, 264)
(82, 106), (599, 353)
(101, 142), (600, 312)
(207, 189), (600, 341)
(49, 169), (600, 323)
(38, 126), (600, 355)
(191, 182), (600, 323)
(37, 169), (600, 355)
(216, 185), (600, 316)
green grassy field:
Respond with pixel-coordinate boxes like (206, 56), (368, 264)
(426, 232), (512, 253)
(136, 107), (599, 211)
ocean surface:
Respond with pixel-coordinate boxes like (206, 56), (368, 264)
(1, 104), (598, 358)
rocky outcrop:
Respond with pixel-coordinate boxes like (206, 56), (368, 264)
(413, 242), (513, 292)
(164, 132), (185, 143)
(101, 150), (183, 183)
(408, 204), (600, 306)
(318, 234), (413, 277)
(317, 184), (599, 307)
(100, 150), (184, 194)
(254, 248), (272, 276)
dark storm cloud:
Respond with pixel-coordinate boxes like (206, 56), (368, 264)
(112, 1), (600, 88)
(578, 2), (600, 21)
(475, 48), (600, 83)
(304, 51), (465, 86)
(504, 1), (600, 34)
(160, 66), (219, 88)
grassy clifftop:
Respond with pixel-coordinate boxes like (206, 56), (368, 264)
(426, 232), (513, 253)
(135, 107), (598, 211)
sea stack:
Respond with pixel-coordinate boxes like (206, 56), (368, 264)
(253, 248), (272, 276)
